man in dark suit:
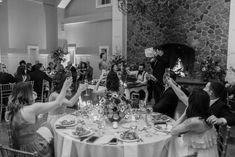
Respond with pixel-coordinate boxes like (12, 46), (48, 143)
(150, 49), (168, 104)
(153, 70), (188, 118)
(29, 63), (52, 100)
(205, 82), (235, 126)
(0, 64), (16, 84)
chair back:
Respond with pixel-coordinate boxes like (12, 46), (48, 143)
(217, 125), (231, 157)
(0, 144), (38, 157)
(0, 83), (14, 104)
(182, 152), (198, 157)
(6, 121), (14, 148)
(0, 84), (15, 122)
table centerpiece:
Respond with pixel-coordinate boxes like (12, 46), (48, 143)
(99, 91), (131, 128)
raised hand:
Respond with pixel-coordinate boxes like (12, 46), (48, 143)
(99, 72), (107, 81)
(78, 83), (87, 93)
(63, 77), (72, 90)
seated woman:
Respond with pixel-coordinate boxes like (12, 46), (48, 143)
(93, 64), (124, 96)
(7, 77), (72, 157)
(47, 71), (86, 127)
(168, 78), (218, 157)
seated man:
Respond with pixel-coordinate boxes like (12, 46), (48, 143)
(167, 78), (235, 126)
(126, 63), (150, 84)
(204, 82), (235, 126)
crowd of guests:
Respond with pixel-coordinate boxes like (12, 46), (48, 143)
(1, 48), (235, 157)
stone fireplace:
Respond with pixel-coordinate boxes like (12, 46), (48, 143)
(157, 43), (195, 77)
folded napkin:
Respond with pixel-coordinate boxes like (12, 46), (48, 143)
(95, 135), (114, 144)
(61, 135), (73, 157)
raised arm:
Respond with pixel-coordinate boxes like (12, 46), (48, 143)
(27, 77), (72, 115)
(93, 73), (107, 95)
(166, 77), (189, 106)
(62, 84), (87, 107)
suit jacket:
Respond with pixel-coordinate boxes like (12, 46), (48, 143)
(150, 56), (168, 86)
(210, 98), (235, 126)
(0, 72), (16, 84)
(153, 87), (178, 118)
(29, 70), (52, 98)
(70, 66), (77, 83)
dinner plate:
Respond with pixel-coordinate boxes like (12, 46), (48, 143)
(118, 132), (140, 143)
(59, 119), (77, 127)
(70, 128), (94, 138)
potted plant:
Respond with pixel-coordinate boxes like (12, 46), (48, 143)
(199, 55), (226, 82)
(50, 47), (68, 64)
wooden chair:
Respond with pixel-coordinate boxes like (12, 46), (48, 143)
(182, 152), (198, 157)
(0, 84), (14, 122)
(217, 125), (231, 157)
(0, 144), (38, 157)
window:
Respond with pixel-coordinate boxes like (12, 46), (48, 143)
(96, 0), (112, 8)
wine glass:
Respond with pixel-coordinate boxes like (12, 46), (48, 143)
(97, 115), (106, 136)
(84, 79), (89, 96)
(144, 105), (154, 137)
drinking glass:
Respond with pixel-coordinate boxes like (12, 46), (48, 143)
(84, 79), (89, 96)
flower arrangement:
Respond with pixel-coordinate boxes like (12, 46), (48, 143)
(109, 53), (126, 66)
(51, 47), (68, 63)
(200, 56), (226, 82)
(99, 92), (130, 122)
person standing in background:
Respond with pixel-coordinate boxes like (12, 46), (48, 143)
(99, 51), (109, 73)
(15, 60), (26, 76)
(31, 60), (40, 72)
(26, 63), (32, 74)
(150, 49), (168, 104)
(66, 61), (77, 92)
(86, 61), (93, 82)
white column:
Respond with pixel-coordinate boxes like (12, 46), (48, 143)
(227, 1), (235, 82)
(112, 0), (127, 56)
(227, 1), (235, 67)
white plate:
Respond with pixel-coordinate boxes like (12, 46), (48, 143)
(118, 132), (140, 143)
(59, 119), (77, 127)
(70, 129), (94, 138)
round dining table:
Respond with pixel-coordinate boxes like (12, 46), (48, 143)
(54, 112), (175, 157)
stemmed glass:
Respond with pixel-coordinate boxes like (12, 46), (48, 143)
(144, 105), (153, 137)
(84, 79), (89, 96)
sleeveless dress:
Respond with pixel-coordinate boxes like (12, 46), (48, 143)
(182, 127), (218, 157)
(170, 117), (218, 157)
(11, 111), (53, 157)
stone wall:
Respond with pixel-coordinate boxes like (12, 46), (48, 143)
(127, 0), (230, 74)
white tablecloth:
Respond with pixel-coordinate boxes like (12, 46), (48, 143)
(54, 114), (174, 157)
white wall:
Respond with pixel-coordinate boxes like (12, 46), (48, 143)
(227, 0), (235, 83)
(0, 0), (58, 74)
(8, 0), (47, 49)
(65, 0), (111, 17)
(64, 20), (112, 78)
